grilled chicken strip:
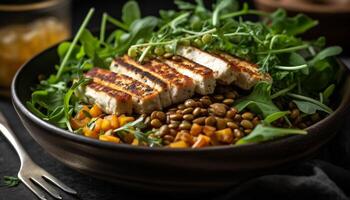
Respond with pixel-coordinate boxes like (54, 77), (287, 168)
(176, 46), (236, 85)
(215, 53), (272, 89)
(85, 68), (162, 114)
(120, 55), (195, 104)
(162, 55), (216, 95)
(85, 82), (133, 115)
(110, 58), (172, 108)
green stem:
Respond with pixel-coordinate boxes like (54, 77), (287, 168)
(106, 15), (129, 31)
(271, 83), (296, 99)
(138, 46), (151, 63)
(159, 12), (190, 32)
(99, 13), (108, 43)
(221, 10), (268, 19)
(257, 44), (310, 55)
(55, 8), (95, 82)
(269, 34), (282, 50)
(319, 92), (324, 104)
(180, 28), (204, 35)
(275, 64), (308, 71)
(170, 12), (190, 30)
(287, 93), (333, 113)
(183, 28), (250, 38)
(130, 28), (216, 49)
(214, 32), (250, 37)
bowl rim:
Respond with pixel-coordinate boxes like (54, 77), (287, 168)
(10, 44), (350, 153)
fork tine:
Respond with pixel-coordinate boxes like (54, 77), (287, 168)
(19, 177), (47, 200)
(31, 177), (62, 199)
(43, 174), (77, 194)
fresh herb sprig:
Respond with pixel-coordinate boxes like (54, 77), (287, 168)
(2, 176), (20, 187)
(113, 117), (162, 147)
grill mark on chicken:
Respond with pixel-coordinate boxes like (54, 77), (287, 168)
(88, 82), (131, 102)
(169, 55), (213, 77)
(214, 52), (272, 89)
(86, 68), (155, 96)
(85, 68), (162, 113)
(114, 58), (169, 90)
(122, 55), (195, 104)
(162, 55), (216, 95)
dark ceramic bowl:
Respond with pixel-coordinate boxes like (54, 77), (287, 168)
(11, 44), (350, 193)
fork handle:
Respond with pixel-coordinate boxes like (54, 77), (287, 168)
(0, 123), (31, 164)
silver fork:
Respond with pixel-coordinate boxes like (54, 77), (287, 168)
(0, 111), (77, 200)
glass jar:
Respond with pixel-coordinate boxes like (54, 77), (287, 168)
(0, 0), (71, 90)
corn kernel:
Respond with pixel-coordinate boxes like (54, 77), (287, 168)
(70, 118), (82, 130)
(101, 119), (111, 131)
(131, 138), (139, 146)
(215, 128), (233, 144)
(93, 118), (103, 133)
(99, 135), (120, 143)
(70, 117), (90, 130)
(203, 126), (216, 137)
(110, 115), (119, 129)
(192, 134), (210, 148)
(169, 140), (189, 148)
(89, 104), (102, 118)
(76, 105), (90, 120)
(119, 115), (135, 126)
(190, 123), (202, 136)
(83, 126), (98, 138)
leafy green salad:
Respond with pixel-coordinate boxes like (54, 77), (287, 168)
(26, 0), (344, 146)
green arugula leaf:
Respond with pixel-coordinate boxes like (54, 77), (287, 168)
(293, 100), (330, 115)
(114, 116), (145, 133)
(26, 102), (47, 119)
(288, 93), (333, 114)
(174, 0), (196, 10)
(308, 46), (342, 66)
(288, 52), (309, 74)
(31, 89), (65, 112)
(134, 129), (162, 147)
(264, 111), (289, 124)
(113, 116), (161, 147)
(122, 1), (141, 26)
(271, 11), (318, 35)
(212, 0), (237, 27)
(234, 82), (280, 118)
(2, 176), (20, 187)
(80, 29), (100, 58)
(236, 124), (307, 145)
(322, 84), (335, 104)
(117, 16), (158, 55)
(57, 42), (81, 61)
(64, 78), (91, 131)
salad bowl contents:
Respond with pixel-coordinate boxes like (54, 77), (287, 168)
(12, 0), (350, 191)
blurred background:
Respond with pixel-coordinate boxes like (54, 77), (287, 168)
(0, 0), (349, 91)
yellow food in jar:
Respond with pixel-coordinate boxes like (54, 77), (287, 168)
(0, 17), (70, 87)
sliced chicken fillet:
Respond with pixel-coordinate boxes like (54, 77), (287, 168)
(110, 58), (172, 108)
(85, 68), (161, 114)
